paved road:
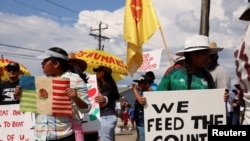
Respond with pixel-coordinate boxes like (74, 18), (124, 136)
(115, 118), (137, 141)
(115, 130), (136, 141)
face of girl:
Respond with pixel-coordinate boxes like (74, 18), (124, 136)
(41, 58), (57, 76)
(96, 70), (105, 80)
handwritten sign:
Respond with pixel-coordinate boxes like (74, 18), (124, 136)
(144, 89), (226, 141)
(138, 49), (162, 72)
(80, 74), (101, 133)
(0, 104), (34, 141)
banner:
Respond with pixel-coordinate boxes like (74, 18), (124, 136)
(19, 76), (72, 116)
(144, 89), (226, 141)
(138, 49), (162, 72)
(0, 104), (34, 141)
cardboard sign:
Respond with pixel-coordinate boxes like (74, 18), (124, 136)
(19, 76), (72, 116)
(144, 89), (226, 141)
(0, 104), (34, 141)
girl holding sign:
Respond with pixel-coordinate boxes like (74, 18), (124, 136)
(93, 66), (120, 141)
(31, 47), (90, 141)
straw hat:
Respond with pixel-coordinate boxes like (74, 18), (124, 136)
(209, 42), (223, 54)
(68, 53), (87, 72)
(175, 35), (210, 56)
(239, 1), (250, 21)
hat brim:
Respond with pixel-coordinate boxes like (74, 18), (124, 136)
(68, 59), (87, 72)
(133, 80), (146, 83)
(36, 54), (51, 60)
(175, 48), (223, 56)
(5, 65), (20, 70)
(210, 47), (223, 54)
(175, 48), (210, 56)
(239, 4), (250, 21)
(93, 66), (112, 74)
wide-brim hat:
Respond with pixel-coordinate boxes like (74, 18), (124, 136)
(68, 53), (87, 72)
(239, 2), (250, 21)
(175, 35), (210, 56)
(209, 42), (223, 54)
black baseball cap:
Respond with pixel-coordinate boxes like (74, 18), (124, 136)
(133, 75), (151, 83)
(5, 62), (20, 71)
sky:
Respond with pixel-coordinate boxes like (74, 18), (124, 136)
(0, 0), (249, 88)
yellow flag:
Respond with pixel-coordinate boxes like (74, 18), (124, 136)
(124, 0), (160, 75)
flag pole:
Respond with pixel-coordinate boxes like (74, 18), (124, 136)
(159, 26), (174, 66)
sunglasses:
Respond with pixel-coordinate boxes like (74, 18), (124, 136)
(6, 67), (19, 72)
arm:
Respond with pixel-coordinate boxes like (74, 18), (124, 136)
(14, 85), (22, 100)
(132, 84), (146, 106)
(66, 74), (90, 112)
(95, 84), (112, 108)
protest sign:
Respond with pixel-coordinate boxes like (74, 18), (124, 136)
(81, 74), (101, 133)
(20, 76), (72, 116)
(138, 49), (162, 71)
(144, 89), (226, 141)
(0, 104), (34, 141)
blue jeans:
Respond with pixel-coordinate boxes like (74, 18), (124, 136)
(136, 126), (145, 141)
(98, 115), (117, 141)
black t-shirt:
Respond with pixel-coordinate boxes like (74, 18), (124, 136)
(99, 83), (117, 116)
(134, 90), (144, 127)
(0, 80), (19, 104)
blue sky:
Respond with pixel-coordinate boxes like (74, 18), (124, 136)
(0, 0), (249, 87)
(0, 0), (124, 24)
(0, 0), (124, 14)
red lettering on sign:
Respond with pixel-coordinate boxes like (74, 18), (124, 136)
(0, 110), (8, 116)
(12, 121), (24, 127)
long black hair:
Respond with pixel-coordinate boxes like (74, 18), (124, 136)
(102, 71), (120, 101)
(184, 52), (215, 89)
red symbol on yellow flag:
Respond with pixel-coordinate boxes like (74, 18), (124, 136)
(130, 0), (142, 23)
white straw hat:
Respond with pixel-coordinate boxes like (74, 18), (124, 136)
(175, 35), (210, 56)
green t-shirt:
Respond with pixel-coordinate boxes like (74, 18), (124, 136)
(157, 68), (215, 90)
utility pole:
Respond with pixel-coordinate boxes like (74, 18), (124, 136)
(199, 0), (210, 36)
(89, 21), (110, 50)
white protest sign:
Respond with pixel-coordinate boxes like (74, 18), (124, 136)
(0, 104), (34, 141)
(138, 49), (162, 71)
(81, 74), (101, 133)
(144, 89), (226, 141)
